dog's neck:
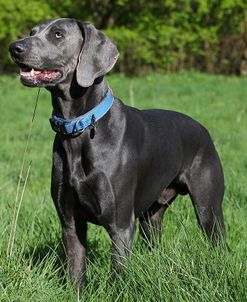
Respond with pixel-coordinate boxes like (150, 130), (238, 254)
(47, 75), (108, 120)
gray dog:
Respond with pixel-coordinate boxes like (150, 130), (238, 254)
(9, 18), (226, 286)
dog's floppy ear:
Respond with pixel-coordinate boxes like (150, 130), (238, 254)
(76, 22), (119, 87)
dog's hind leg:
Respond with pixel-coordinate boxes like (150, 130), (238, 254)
(139, 186), (178, 244)
(139, 203), (167, 244)
(183, 152), (226, 244)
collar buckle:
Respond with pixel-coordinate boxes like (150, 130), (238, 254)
(49, 119), (68, 135)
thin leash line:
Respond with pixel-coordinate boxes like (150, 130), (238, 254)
(7, 88), (40, 258)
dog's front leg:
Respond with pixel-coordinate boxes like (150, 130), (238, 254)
(53, 185), (88, 286)
(62, 218), (87, 286)
(53, 187), (87, 286)
(52, 182), (87, 288)
(51, 146), (87, 287)
(107, 212), (135, 273)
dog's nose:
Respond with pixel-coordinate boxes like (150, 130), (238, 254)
(9, 41), (27, 57)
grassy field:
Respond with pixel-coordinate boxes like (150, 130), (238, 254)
(0, 73), (246, 301)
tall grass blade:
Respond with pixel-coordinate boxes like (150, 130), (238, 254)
(6, 89), (40, 258)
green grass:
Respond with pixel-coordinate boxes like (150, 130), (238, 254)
(0, 72), (247, 301)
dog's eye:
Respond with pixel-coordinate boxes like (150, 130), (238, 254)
(55, 32), (63, 39)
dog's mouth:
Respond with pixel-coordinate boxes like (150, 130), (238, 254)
(19, 64), (62, 86)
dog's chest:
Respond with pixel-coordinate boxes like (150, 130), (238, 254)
(64, 145), (115, 224)
(71, 172), (115, 225)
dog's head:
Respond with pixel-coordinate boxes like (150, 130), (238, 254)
(9, 18), (119, 88)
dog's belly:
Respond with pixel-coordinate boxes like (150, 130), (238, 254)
(133, 165), (180, 217)
(127, 108), (208, 217)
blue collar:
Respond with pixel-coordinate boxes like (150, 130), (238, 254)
(49, 88), (114, 136)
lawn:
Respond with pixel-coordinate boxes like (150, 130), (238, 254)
(0, 72), (246, 301)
